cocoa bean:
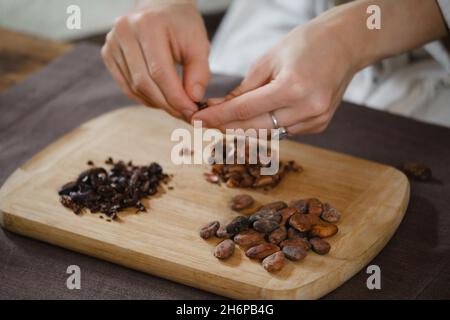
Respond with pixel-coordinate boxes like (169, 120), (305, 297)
(282, 246), (307, 261)
(280, 237), (311, 251)
(310, 223), (338, 238)
(200, 221), (220, 239)
(310, 237), (331, 255)
(214, 239), (235, 259)
(216, 226), (233, 239)
(253, 176), (275, 188)
(279, 207), (298, 225)
(289, 199), (308, 214)
(287, 227), (308, 239)
(321, 203), (341, 223)
(258, 201), (288, 212)
(225, 216), (250, 234)
(307, 198), (324, 216)
(289, 213), (313, 232)
(249, 211), (282, 225)
(268, 226), (287, 244)
(230, 194), (254, 211)
(253, 219), (279, 234)
(246, 243), (280, 259)
(262, 251), (285, 272)
(233, 229), (265, 247)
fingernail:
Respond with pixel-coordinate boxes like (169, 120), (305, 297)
(192, 84), (205, 102)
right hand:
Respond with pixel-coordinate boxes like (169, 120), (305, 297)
(101, 1), (211, 121)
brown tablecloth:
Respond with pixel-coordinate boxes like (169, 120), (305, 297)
(0, 44), (449, 300)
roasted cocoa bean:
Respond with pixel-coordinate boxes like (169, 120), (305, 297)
(282, 246), (307, 261)
(258, 201), (288, 212)
(287, 227), (308, 239)
(289, 199), (308, 214)
(214, 239), (235, 259)
(216, 226), (233, 239)
(321, 203), (341, 223)
(253, 176), (276, 188)
(262, 251), (285, 272)
(200, 221), (220, 239)
(225, 216), (250, 234)
(310, 223), (338, 238)
(253, 219), (280, 234)
(268, 226), (287, 244)
(279, 207), (298, 225)
(249, 211), (282, 225)
(246, 243), (280, 259)
(233, 230), (265, 247)
(310, 237), (331, 255)
(289, 213), (313, 232)
(307, 198), (324, 216)
(230, 194), (254, 211)
(280, 237), (311, 251)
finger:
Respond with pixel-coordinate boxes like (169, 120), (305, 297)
(224, 58), (271, 101)
(134, 19), (198, 118)
(101, 42), (147, 106)
(286, 114), (330, 135)
(113, 19), (183, 119)
(183, 49), (211, 102)
(192, 81), (282, 128)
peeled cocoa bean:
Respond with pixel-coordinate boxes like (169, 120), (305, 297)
(268, 226), (287, 244)
(289, 199), (308, 214)
(246, 243), (280, 259)
(262, 251), (285, 272)
(289, 213), (313, 232)
(216, 226), (233, 239)
(225, 216), (250, 234)
(233, 230), (265, 247)
(200, 221), (220, 239)
(279, 207), (298, 226)
(230, 194), (254, 211)
(321, 203), (341, 223)
(253, 219), (279, 234)
(287, 227), (308, 239)
(282, 246), (307, 261)
(310, 237), (331, 255)
(280, 237), (311, 251)
(307, 198), (324, 216)
(310, 223), (338, 238)
(214, 239), (235, 259)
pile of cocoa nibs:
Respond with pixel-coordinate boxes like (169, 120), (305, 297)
(58, 158), (169, 220)
(200, 195), (340, 273)
(204, 139), (303, 189)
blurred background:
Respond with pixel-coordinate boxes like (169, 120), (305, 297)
(1, 0), (450, 128)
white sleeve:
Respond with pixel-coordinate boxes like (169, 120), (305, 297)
(437, 0), (450, 27)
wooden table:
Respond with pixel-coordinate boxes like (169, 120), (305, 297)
(0, 28), (72, 92)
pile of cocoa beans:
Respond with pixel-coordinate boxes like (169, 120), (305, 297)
(200, 195), (340, 273)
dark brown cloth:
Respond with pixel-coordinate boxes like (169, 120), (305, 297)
(0, 44), (449, 300)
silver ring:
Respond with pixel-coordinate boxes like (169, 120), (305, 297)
(269, 111), (280, 129)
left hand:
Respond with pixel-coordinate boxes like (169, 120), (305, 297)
(192, 18), (359, 135)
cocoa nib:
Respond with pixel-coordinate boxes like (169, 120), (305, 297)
(58, 159), (169, 219)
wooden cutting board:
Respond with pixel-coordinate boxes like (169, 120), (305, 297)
(0, 106), (409, 299)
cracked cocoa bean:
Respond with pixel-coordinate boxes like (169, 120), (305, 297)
(289, 213), (313, 232)
(253, 219), (279, 234)
(214, 240), (235, 259)
(262, 251), (285, 272)
(225, 216), (250, 234)
(282, 246), (307, 261)
(200, 221), (220, 239)
(280, 237), (311, 251)
(310, 237), (331, 255)
(310, 223), (338, 238)
(268, 226), (287, 244)
(321, 203), (341, 223)
(230, 194), (254, 211)
(246, 243), (280, 259)
(233, 230), (265, 247)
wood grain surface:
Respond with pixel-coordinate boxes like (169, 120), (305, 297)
(0, 106), (410, 299)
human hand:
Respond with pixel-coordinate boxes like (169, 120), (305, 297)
(101, 0), (211, 120)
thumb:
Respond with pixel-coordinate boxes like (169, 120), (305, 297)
(183, 54), (211, 102)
